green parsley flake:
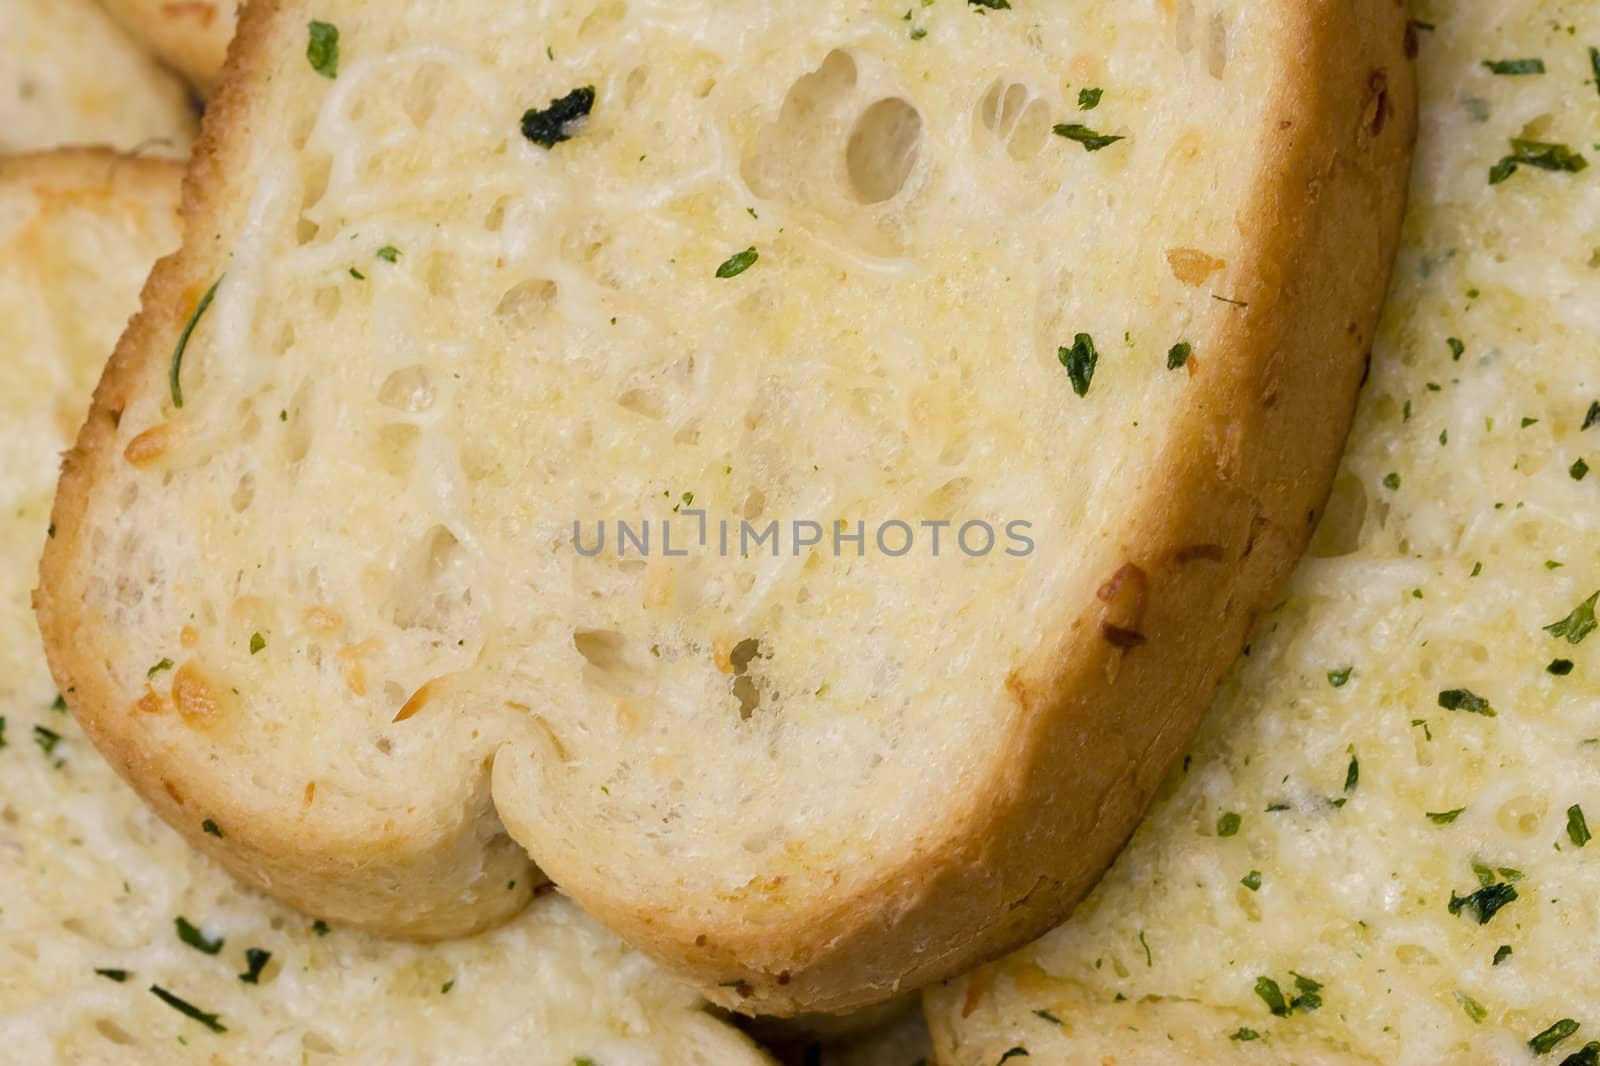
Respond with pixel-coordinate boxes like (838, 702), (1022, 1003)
(1059, 333), (1098, 397)
(715, 247), (759, 279)
(1573, 458), (1590, 481)
(1568, 805), (1591, 848)
(1483, 58), (1546, 74)
(175, 916), (223, 955)
(1546, 592), (1599, 644)
(376, 245), (400, 263)
(1230, 1028), (1261, 1042)
(521, 86), (597, 148)
(169, 278), (221, 409)
(1549, 658), (1576, 676)
(1217, 811), (1242, 837)
(306, 21), (339, 79)
(1489, 139), (1589, 185)
(1449, 881), (1518, 924)
(1427, 807), (1466, 824)
(1382, 472), (1401, 490)
(1585, 401), (1600, 431)
(202, 818), (223, 837)
(249, 632), (266, 655)
(997, 1049), (1029, 1063)
(1439, 688), (1495, 716)
(1053, 122), (1123, 151)
(1167, 342), (1192, 370)
(33, 725), (61, 759)
(1344, 753), (1359, 794)
(1448, 337), (1465, 360)
(1241, 870), (1262, 891)
(149, 985), (227, 1033)
(239, 948), (271, 984)
(1493, 945), (1513, 966)
(1531, 1019), (1581, 1055)
(148, 658), (174, 680)
(968, 0), (1012, 8)
(1456, 990), (1488, 1024)
(1328, 666), (1353, 688)
(95, 968), (129, 982)
(1560, 1043), (1600, 1066)
(1077, 88), (1103, 110)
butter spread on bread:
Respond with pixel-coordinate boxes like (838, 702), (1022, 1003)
(38, 0), (1413, 1014)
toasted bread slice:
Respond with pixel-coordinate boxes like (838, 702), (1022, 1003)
(0, 0), (197, 155)
(95, 0), (236, 94)
(926, 5), (1600, 1061)
(38, 0), (1413, 1014)
(1, 147), (772, 1066)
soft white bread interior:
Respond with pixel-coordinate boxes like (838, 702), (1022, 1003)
(924, 4), (1600, 1062)
(94, 0), (237, 94)
(37, 0), (1414, 1015)
(0, 0), (196, 155)
(0, 146), (772, 1065)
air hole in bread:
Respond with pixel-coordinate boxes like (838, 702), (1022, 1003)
(578, 0), (628, 41)
(378, 366), (435, 413)
(1006, 99), (1053, 161)
(617, 388), (665, 419)
(284, 385), (314, 464)
(483, 195), (512, 232)
(623, 66), (650, 107)
(401, 64), (450, 127)
(846, 98), (923, 204)
(496, 279), (559, 328)
(296, 156), (330, 246)
(425, 252), (462, 300)
(574, 629), (651, 698)
(1496, 795), (1546, 838)
(742, 489), (766, 521)
(94, 1019), (137, 1046)
(392, 525), (474, 631)
(375, 423), (420, 477)
(1309, 474), (1367, 558)
(1206, 13), (1230, 78)
(1394, 943), (1439, 966)
(313, 285), (341, 320)
(302, 1030), (339, 1055)
(231, 472), (255, 513)
(729, 638), (763, 719)
(1175, 0), (1196, 53)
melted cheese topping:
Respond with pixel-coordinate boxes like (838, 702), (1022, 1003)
(928, 1), (1600, 1062)
(0, 158), (767, 1065)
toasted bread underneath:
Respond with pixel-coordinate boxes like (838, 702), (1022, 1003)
(1, 147), (773, 1065)
(39, 0), (1413, 1015)
(95, 0), (236, 94)
(0, 0), (196, 155)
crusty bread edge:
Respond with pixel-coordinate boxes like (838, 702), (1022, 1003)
(34, 0), (540, 940)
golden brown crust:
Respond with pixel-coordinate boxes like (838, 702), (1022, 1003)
(36, 0), (1415, 1010)
(0, 145), (185, 201)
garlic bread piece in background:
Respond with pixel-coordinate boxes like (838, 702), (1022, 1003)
(1, 0), (195, 154)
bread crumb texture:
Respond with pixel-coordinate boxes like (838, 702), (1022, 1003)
(0, 0), (196, 155)
(926, 0), (1600, 1062)
(0, 152), (767, 1064)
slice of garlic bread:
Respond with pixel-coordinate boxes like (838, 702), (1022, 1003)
(0, 0), (197, 155)
(37, 0), (1414, 1014)
(94, 0), (236, 94)
(924, 3), (1600, 1061)
(1, 147), (772, 1066)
